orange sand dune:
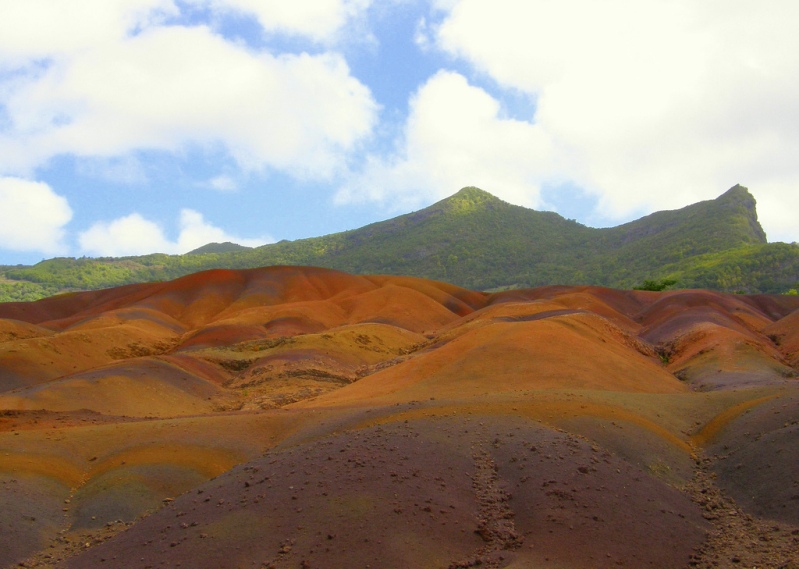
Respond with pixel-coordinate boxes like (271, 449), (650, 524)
(0, 322), (179, 392)
(62, 306), (187, 335)
(431, 298), (584, 346)
(0, 319), (54, 343)
(739, 293), (799, 321)
(336, 282), (471, 332)
(492, 285), (654, 321)
(183, 322), (426, 410)
(0, 357), (221, 417)
(0, 283), (157, 328)
(663, 322), (793, 390)
(137, 267), (483, 329)
(2, 267), (799, 569)
(177, 322), (280, 350)
(763, 309), (799, 367)
(364, 274), (487, 313)
(491, 286), (644, 333)
(637, 290), (777, 342)
(1, 265), (486, 334)
(297, 312), (686, 409)
(221, 323), (425, 380)
(184, 301), (348, 343)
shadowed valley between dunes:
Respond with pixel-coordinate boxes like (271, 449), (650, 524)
(1, 266), (798, 568)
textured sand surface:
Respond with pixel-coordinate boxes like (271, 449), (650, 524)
(1, 266), (798, 568)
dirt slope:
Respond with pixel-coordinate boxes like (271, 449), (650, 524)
(1, 266), (798, 569)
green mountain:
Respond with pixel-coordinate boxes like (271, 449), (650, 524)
(187, 242), (253, 255)
(2, 185), (798, 302)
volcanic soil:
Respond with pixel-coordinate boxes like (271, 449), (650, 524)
(1, 266), (798, 568)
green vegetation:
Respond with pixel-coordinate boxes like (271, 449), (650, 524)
(633, 279), (678, 292)
(0, 280), (59, 303)
(2, 185), (798, 302)
(187, 242), (253, 255)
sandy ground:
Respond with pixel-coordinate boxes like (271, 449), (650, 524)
(0, 266), (797, 568)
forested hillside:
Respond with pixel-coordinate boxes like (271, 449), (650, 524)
(2, 185), (797, 302)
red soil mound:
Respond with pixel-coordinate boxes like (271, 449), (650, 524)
(64, 306), (187, 335)
(492, 285), (655, 325)
(637, 290), (776, 343)
(0, 357), (221, 417)
(0, 283), (156, 328)
(337, 282), (469, 332)
(703, 390), (799, 525)
(491, 286), (645, 333)
(0, 322), (179, 393)
(0, 473), (70, 569)
(0, 319), (53, 342)
(177, 323), (276, 350)
(62, 416), (708, 569)
(300, 312), (684, 408)
(628, 290), (796, 390)
(196, 301), (348, 339)
(2, 267), (799, 569)
(652, 304), (792, 392)
(763, 309), (799, 367)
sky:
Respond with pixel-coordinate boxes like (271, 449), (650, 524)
(1, 0), (798, 266)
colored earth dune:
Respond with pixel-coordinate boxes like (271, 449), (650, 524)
(1, 266), (798, 568)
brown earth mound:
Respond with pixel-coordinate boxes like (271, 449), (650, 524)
(61, 415), (709, 569)
(1, 266), (798, 569)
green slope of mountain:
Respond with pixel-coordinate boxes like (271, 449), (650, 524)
(187, 241), (253, 255)
(2, 185), (797, 301)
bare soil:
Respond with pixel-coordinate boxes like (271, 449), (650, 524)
(1, 267), (797, 568)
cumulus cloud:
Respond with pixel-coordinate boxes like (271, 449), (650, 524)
(338, 70), (552, 210)
(174, 209), (269, 251)
(426, 0), (799, 240)
(0, 1), (378, 179)
(77, 213), (169, 257)
(78, 209), (270, 257)
(0, 177), (73, 254)
(206, 0), (372, 42)
(0, 0), (177, 64)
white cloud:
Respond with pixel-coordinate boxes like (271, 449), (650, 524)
(413, 17), (432, 50)
(205, 0), (372, 42)
(207, 175), (238, 192)
(0, 2), (378, 180)
(0, 0), (177, 64)
(0, 0), (373, 60)
(77, 213), (169, 257)
(338, 70), (552, 210)
(0, 177), (72, 254)
(174, 209), (268, 251)
(424, 0), (799, 241)
(78, 209), (271, 257)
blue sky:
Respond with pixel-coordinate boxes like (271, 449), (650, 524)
(1, 0), (798, 266)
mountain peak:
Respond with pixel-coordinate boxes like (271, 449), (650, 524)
(438, 186), (504, 213)
(716, 184), (757, 210)
(450, 186), (496, 201)
(719, 183), (751, 199)
(187, 242), (252, 255)
(714, 184), (767, 243)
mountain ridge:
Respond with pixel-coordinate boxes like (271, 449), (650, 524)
(1, 184), (797, 301)
(187, 241), (253, 255)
